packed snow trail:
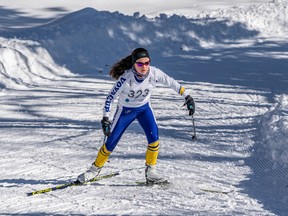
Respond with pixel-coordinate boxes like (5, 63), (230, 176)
(1, 75), (286, 215)
(1, 0), (288, 215)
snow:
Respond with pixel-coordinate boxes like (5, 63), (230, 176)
(1, 0), (288, 215)
(260, 94), (288, 168)
(0, 0), (272, 20)
(197, 0), (288, 38)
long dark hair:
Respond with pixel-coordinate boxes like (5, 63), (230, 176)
(109, 48), (150, 79)
(109, 55), (133, 79)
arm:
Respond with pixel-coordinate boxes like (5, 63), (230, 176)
(154, 67), (195, 115)
(101, 75), (128, 136)
(103, 76), (127, 118)
(154, 67), (189, 99)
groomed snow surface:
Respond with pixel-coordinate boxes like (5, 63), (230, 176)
(1, 0), (288, 215)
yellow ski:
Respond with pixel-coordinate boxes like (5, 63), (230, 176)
(27, 172), (119, 196)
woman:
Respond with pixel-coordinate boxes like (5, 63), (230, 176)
(77, 48), (195, 184)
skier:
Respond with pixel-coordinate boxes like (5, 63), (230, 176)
(77, 47), (195, 184)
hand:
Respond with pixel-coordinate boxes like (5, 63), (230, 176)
(184, 95), (195, 116)
(101, 117), (111, 136)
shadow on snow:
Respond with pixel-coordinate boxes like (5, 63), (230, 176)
(1, 7), (288, 215)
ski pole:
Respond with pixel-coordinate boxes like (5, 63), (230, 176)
(102, 135), (107, 144)
(191, 115), (197, 140)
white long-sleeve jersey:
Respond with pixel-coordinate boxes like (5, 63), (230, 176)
(103, 66), (189, 118)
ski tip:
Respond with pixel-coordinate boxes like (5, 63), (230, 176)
(27, 191), (43, 196)
(136, 180), (170, 186)
(200, 188), (232, 194)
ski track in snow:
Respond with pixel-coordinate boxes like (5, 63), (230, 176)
(1, 0), (288, 215)
(0, 76), (286, 215)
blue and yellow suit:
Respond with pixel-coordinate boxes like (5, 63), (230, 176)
(94, 66), (189, 168)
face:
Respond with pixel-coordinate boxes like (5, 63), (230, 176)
(134, 57), (150, 75)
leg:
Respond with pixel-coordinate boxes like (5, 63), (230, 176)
(136, 103), (159, 166)
(137, 103), (164, 183)
(146, 140), (159, 166)
(94, 143), (111, 168)
(93, 105), (137, 166)
(78, 106), (136, 182)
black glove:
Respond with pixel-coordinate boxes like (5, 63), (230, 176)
(101, 117), (111, 136)
(184, 95), (195, 116)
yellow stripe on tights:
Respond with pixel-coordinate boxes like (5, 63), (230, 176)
(94, 144), (111, 168)
(146, 141), (159, 166)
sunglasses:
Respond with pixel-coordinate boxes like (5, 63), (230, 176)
(135, 61), (150, 67)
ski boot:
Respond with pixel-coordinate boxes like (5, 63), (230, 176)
(145, 164), (167, 185)
(77, 163), (101, 183)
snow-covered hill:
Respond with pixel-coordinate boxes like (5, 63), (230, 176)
(0, 37), (72, 89)
(1, 7), (260, 75)
(197, 0), (288, 38)
(260, 94), (288, 168)
(0, 0), (288, 215)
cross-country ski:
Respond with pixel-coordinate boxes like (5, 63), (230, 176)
(27, 173), (119, 196)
